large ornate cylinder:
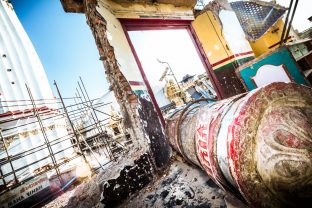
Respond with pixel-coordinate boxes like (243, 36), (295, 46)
(166, 82), (312, 208)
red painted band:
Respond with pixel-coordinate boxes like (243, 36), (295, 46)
(0, 106), (56, 118)
(211, 51), (254, 68)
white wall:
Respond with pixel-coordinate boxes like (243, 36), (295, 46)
(97, 0), (145, 84)
(0, 1), (55, 113)
(96, 0), (196, 91)
(219, 10), (254, 56)
(0, 2), (74, 184)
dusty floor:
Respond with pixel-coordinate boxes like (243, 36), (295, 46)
(42, 156), (246, 208)
(42, 177), (99, 208)
(121, 159), (226, 208)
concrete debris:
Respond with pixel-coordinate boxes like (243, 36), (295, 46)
(122, 158), (227, 208)
(42, 177), (99, 208)
(42, 155), (249, 208)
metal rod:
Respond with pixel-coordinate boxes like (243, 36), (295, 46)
(284, 0), (299, 43)
(0, 101), (110, 131)
(0, 130), (18, 184)
(80, 102), (113, 117)
(74, 88), (108, 169)
(53, 81), (90, 168)
(77, 82), (112, 158)
(25, 84), (63, 185)
(0, 143), (80, 179)
(78, 78), (115, 160)
(0, 97), (81, 103)
(76, 89), (92, 123)
(0, 101), (63, 108)
(0, 134), (75, 166)
(76, 90), (111, 164)
(0, 167), (6, 187)
(73, 93), (84, 127)
(280, 0), (294, 46)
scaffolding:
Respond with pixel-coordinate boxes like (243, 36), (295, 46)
(0, 78), (132, 200)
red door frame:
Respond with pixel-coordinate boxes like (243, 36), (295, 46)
(120, 19), (224, 127)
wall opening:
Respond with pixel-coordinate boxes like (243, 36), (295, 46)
(121, 19), (220, 120)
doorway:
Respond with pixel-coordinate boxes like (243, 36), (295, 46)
(121, 19), (220, 124)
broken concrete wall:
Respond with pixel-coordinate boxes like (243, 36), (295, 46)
(85, 0), (147, 152)
(96, 0), (146, 92)
(98, 0), (195, 19)
(86, 0), (201, 170)
(67, 0), (174, 205)
(88, 0), (173, 169)
(100, 153), (154, 207)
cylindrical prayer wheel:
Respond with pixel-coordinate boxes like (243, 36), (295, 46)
(166, 82), (312, 208)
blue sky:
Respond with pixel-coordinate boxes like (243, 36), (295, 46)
(10, 0), (109, 99)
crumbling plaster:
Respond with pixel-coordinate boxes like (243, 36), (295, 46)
(83, 0), (171, 169)
(84, 0), (146, 151)
(61, 0), (196, 13)
(96, 0), (145, 86)
(97, 0), (194, 19)
(113, 0), (196, 7)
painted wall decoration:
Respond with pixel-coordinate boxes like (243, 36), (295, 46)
(251, 64), (292, 88)
(0, 174), (50, 208)
(237, 46), (310, 90)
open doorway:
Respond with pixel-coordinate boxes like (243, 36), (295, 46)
(122, 20), (219, 120)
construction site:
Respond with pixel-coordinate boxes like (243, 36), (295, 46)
(0, 0), (312, 207)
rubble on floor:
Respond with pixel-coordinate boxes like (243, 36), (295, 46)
(42, 176), (99, 208)
(43, 155), (249, 208)
(43, 150), (153, 208)
(122, 158), (227, 208)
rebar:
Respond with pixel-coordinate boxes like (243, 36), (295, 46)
(25, 84), (63, 185)
(0, 130), (18, 184)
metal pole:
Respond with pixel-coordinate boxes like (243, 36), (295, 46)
(0, 166), (6, 187)
(53, 81), (90, 168)
(73, 93), (83, 122)
(77, 82), (114, 158)
(284, 0), (299, 43)
(76, 89), (90, 123)
(78, 79), (115, 160)
(158, 60), (187, 104)
(280, 0), (294, 45)
(25, 84), (63, 184)
(74, 90), (107, 170)
(0, 129), (18, 184)
(158, 60), (182, 90)
(166, 62), (182, 90)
